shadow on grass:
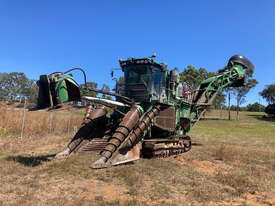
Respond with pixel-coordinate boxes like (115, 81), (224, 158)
(248, 114), (275, 122)
(200, 118), (230, 121)
(5, 154), (56, 167)
(192, 142), (203, 146)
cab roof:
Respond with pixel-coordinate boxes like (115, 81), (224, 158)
(119, 57), (167, 71)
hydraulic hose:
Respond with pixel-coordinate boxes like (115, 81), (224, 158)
(64, 68), (87, 88)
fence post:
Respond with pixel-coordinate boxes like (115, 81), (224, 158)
(73, 126), (77, 134)
(49, 112), (53, 134)
(20, 99), (26, 138)
(67, 111), (72, 137)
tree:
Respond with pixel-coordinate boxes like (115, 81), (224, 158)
(233, 65), (258, 120)
(260, 84), (275, 117)
(0, 72), (31, 101)
(0, 72), (5, 81)
(79, 82), (98, 106)
(180, 65), (225, 109)
(180, 65), (209, 90)
(101, 83), (110, 99)
(213, 92), (226, 109)
(229, 105), (238, 111)
(246, 102), (265, 112)
(115, 76), (125, 95)
(260, 84), (275, 104)
(265, 104), (275, 117)
(25, 80), (39, 103)
(0, 73), (9, 100)
(233, 79), (258, 120)
(226, 88), (232, 120)
(80, 82), (98, 97)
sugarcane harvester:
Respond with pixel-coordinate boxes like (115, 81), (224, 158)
(36, 54), (254, 169)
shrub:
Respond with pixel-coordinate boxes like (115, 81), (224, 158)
(265, 103), (275, 116)
(246, 102), (265, 112)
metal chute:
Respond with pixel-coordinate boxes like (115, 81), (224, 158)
(228, 54), (255, 75)
(36, 69), (82, 109)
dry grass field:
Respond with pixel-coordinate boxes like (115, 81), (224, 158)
(0, 104), (274, 206)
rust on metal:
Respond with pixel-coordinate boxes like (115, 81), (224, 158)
(67, 104), (108, 154)
(128, 105), (161, 146)
(111, 142), (142, 165)
(142, 136), (191, 158)
(73, 130), (112, 154)
(107, 105), (161, 165)
(83, 104), (94, 122)
(101, 106), (141, 160)
(154, 107), (176, 131)
(77, 138), (109, 154)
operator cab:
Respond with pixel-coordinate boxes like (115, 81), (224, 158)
(119, 57), (167, 103)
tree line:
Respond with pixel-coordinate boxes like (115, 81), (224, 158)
(0, 72), (110, 104)
(1, 67), (274, 117)
(260, 84), (275, 116)
(179, 65), (260, 116)
(0, 72), (38, 103)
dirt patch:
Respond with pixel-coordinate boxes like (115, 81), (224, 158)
(35, 177), (131, 204)
(240, 192), (269, 206)
(193, 193), (274, 206)
(175, 156), (232, 176)
(82, 180), (130, 201)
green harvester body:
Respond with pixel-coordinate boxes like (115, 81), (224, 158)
(36, 54), (254, 169)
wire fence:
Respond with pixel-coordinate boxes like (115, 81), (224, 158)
(0, 105), (83, 138)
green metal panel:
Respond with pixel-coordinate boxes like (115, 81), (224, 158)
(54, 75), (69, 103)
(37, 75), (53, 109)
(36, 73), (80, 109)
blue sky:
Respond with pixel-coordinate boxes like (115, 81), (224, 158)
(0, 0), (274, 105)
